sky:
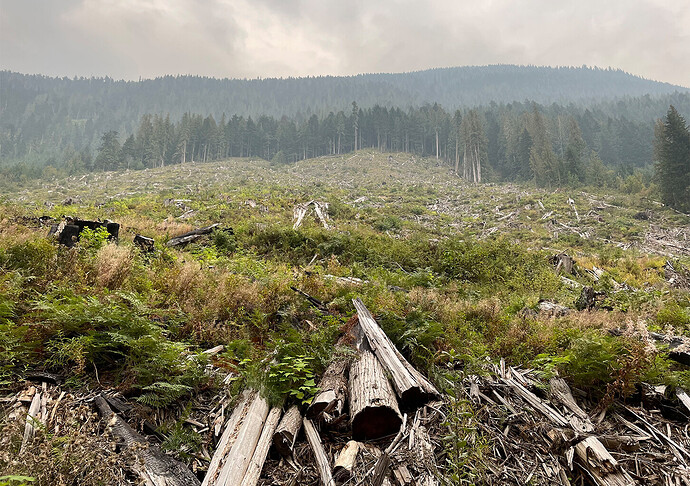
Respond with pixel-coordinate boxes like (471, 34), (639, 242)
(1, 0), (688, 87)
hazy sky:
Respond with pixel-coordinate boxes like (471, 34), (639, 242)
(1, 0), (688, 86)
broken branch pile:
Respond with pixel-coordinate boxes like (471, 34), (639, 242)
(466, 361), (690, 485)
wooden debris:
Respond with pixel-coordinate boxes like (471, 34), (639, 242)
(239, 406), (283, 486)
(291, 286), (327, 311)
(353, 298), (439, 405)
(333, 440), (360, 483)
(20, 391), (42, 454)
(349, 349), (402, 441)
(94, 395), (200, 486)
(304, 418), (335, 486)
(203, 390), (253, 486)
(550, 253), (575, 275)
(273, 405), (303, 457)
(571, 437), (635, 486)
(293, 200), (330, 230)
(206, 392), (270, 486)
(371, 414), (407, 486)
(49, 218), (119, 247)
(166, 224), (222, 247)
(134, 234), (155, 251)
(307, 360), (348, 421)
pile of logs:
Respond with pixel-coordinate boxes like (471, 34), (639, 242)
(202, 298), (442, 486)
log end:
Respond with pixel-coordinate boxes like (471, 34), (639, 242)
(351, 406), (402, 441)
(273, 430), (295, 457)
(400, 387), (437, 410)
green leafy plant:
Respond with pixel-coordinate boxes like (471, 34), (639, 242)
(79, 226), (111, 252)
(268, 355), (319, 405)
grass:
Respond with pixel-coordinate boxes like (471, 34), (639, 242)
(1, 150), (689, 483)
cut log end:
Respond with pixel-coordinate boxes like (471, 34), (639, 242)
(351, 406), (402, 442)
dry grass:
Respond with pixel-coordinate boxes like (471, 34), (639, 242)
(94, 244), (133, 289)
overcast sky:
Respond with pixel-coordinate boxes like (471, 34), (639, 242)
(1, 0), (688, 87)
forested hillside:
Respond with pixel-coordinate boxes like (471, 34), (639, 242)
(1, 66), (689, 183)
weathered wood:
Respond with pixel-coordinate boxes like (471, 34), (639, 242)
(503, 377), (569, 427)
(349, 349), (402, 441)
(409, 416), (439, 486)
(273, 405), (302, 457)
(677, 389), (690, 414)
(203, 390), (253, 486)
(371, 414), (407, 486)
(571, 437), (635, 486)
(304, 418), (335, 486)
(352, 298), (439, 405)
(134, 234), (155, 252)
(240, 406), (283, 486)
(167, 224), (221, 247)
(549, 377), (594, 433)
(551, 253), (575, 275)
(20, 392), (42, 454)
(307, 360), (348, 420)
(333, 440), (360, 483)
(94, 395), (200, 486)
(213, 392), (270, 486)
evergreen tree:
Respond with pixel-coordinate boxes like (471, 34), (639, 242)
(654, 106), (690, 211)
(94, 131), (121, 171)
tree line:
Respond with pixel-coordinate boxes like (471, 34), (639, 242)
(84, 101), (657, 188)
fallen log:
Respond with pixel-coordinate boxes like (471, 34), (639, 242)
(304, 418), (335, 486)
(240, 406), (283, 486)
(333, 440), (360, 483)
(273, 405), (302, 457)
(49, 218), (120, 247)
(210, 392), (270, 486)
(349, 349), (402, 441)
(352, 298), (439, 406)
(203, 390), (253, 486)
(306, 359), (348, 421)
(167, 224), (222, 247)
(93, 395), (200, 486)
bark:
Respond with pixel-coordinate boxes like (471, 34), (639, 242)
(352, 298), (439, 406)
(307, 360), (348, 421)
(273, 405), (302, 457)
(94, 396), (200, 486)
(304, 419), (335, 486)
(239, 407), (283, 486)
(349, 349), (402, 441)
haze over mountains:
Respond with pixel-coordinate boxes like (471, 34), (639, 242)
(1, 64), (689, 181)
(2, 65), (687, 122)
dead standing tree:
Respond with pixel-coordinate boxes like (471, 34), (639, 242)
(460, 109), (487, 183)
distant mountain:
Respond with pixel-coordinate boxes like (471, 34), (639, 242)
(1, 65), (688, 175)
(1, 65), (687, 123)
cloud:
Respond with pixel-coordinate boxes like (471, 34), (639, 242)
(0, 0), (687, 86)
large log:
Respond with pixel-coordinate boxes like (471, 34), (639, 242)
(349, 349), (402, 441)
(304, 418), (335, 486)
(94, 395), (200, 486)
(240, 406), (283, 486)
(273, 405), (302, 457)
(203, 390), (253, 486)
(306, 359), (348, 421)
(352, 298), (439, 406)
(211, 392), (270, 486)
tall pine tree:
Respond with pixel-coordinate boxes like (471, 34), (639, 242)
(654, 106), (690, 211)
